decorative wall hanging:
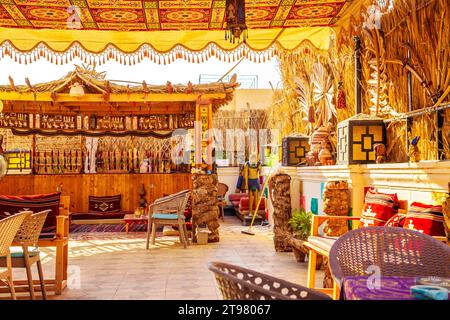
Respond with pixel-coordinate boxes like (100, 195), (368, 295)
(1, 113), (196, 134)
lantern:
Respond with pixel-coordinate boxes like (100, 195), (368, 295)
(225, 0), (248, 44)
(337, 114), (386, 165)
(282, 134), (310, 167)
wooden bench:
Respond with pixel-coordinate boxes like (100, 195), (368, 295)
(1, 196), (70, 297)
(304, 200), (448, 300)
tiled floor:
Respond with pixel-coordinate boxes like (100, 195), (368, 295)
(5, 216), (324, 300)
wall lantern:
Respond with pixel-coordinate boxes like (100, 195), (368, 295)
(337, 114), (386, 165)
(282, 134), (310, 166)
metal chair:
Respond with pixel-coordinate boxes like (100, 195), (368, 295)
(217, 183), (229, 221)
(0, 210), (50, 300)
(208, 261), (332, 300)
(0, 211), (32, 300)
(329, 226), (450, 289)
(146, 190), (191, 249)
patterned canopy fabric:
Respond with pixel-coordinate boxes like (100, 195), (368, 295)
(0, 0), (350, 31)
(0, 0), (367, 64)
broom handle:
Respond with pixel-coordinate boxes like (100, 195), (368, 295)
(247, 168), (274, 230)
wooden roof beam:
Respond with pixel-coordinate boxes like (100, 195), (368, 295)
(0, 92), (227, 103)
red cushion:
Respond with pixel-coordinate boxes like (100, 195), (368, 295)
(88, 195), (121, 213)
(239, 197), (266, 211)
(0, 192), (61, 234)
(229, 193), (249, 208)
(229, 193), (248, 202)
(384, 213), (407, 228)
(403, 202), (445, 236)
(360, 189), (399, 227)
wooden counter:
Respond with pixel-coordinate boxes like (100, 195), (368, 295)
(0, 173), (192, 212)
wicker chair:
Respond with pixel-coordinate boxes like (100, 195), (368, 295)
(0, 210), (50, 300)
(217, 183), (229, 221)
(329, 226), (450, 289)
(0, 211), (32, 300)
(146, 190), (191, 250)
(208, 261), (332, 300)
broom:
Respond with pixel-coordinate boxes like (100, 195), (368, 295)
(241, 165), (277, 236)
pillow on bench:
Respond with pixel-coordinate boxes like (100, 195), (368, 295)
(360, 189), (399, 227)
(403, 202), (445, 237)
(0, 192), (61, 235)
(88, 194), (121, 213)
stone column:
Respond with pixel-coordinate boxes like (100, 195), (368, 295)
(191, 173), (220, 242)
(268, 173), (292, 252)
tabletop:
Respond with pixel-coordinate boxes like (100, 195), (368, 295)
(342, 276), (449, 300)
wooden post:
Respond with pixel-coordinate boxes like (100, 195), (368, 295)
(31, 134), (36, 174)
(406, 49), (413, 160)
(354, 36), (362, 115)
(437, 109), (445, 160)
(195, 98), (213, 171)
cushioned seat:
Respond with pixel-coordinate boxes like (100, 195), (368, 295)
(1, 247), (40, 259)
(307, 236), (338, 253)
(152, 213), (181, 220)
(10, 250), (40, 259)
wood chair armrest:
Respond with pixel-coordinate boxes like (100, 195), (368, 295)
(432, 236), (448, 243)
(311, 215), (360, 236)
(56, 216), (69, 239)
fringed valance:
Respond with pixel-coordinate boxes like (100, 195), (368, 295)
(0, 27), (332, 65)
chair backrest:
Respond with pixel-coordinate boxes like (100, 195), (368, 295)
(14, 210), (50, 246)
(0, 211), (31, 256)
(329, 226), (450, 286)
(217, 183), (229, 198)
(208, 261), (331, 300)
(151, 190), (191, 220)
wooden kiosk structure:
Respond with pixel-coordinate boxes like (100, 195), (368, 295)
(0, 66), (238, 209)
(0, 67), (237, 295)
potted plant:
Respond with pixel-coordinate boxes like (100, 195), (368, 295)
(288, 209), (312, 263)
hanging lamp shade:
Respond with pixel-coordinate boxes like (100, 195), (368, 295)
(225, 0), (248, 44)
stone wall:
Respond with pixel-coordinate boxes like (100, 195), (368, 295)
(268, 173), (292, 252)
(191, 173), (220, 242)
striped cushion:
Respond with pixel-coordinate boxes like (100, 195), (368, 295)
(307, 236), (338, 253)
(360, 189), (398, 227)
(404, 202), (445, 236)
(0, 192), (60, 234)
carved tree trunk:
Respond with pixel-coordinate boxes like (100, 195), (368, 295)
(323, 180), (349, 236)
(443, 196), (450, 243)
(268, 173), (292, 252)
(192, 173), (220, 243)
(322, 180), (349, 287)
